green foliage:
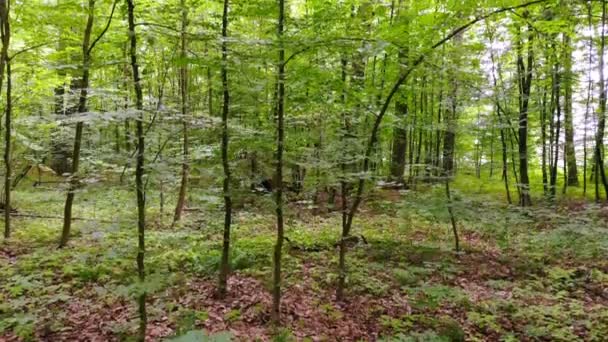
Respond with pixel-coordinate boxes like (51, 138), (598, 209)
(168, 330), (232, 342)
(408, 285), (470, 310)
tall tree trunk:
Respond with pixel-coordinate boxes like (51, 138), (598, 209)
(336, 57), (349, 301)
(1, 0), (10, 238)
(126, 0), (147, 339)
(173, 0), (189, 225)
(595, 0), (608, 201)
(584, 1), (594, 196)
(59, 0), (95, 248)
(59, 0), (116, 247)
(516, 22), (533, 206)
(549, 60), (561, 199)
(540, 84), (549, 196)
(218, 0), (232, 299)
(442, 33), (460, 176)
(272, 0), (285, 324)
(562, 34), (578, 187)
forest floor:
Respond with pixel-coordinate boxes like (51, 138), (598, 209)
(1, 179), (608, 341)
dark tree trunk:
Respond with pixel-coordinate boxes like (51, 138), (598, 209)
(218, 0), (232, 299)
(336, 56), (350, 301)
(390, 101), (408, 182)
(1, 2), (11, 238)
(59, 0), (95, 248)
(444, 174), (459, 252)
(562, 34), (578, 187)
(596, 0), (608, 201)
(549, 60), (561, 199)
(540, 83), (549, 196)
(173, 0), (189, 225)
(516, 23), (533, 206)
(271, 0), (285, 323)
(126, 0), (147, 339)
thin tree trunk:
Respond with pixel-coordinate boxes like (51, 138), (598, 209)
(59, 0), (116, 247)
(499, 118), (511, 204)
(218, 0), (232, 299)
(173, 0), (189, 225)
(2, 65), (10, 239)
(541, 84), (548, 196)
(0, 0), (10, 239)
(584, 1), (593, 197)
(444, 174), (459, 252)
(126, 0), (147, 339)
(59, 0), (94, 248)
(489, 41), (512, 204)
(271, 0), (285, 324)
(550, 61), (561, 199)
(596, 0), (608, 201)
(336, 56), (350, 301)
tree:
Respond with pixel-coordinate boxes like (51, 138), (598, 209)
(59, 0), (117, 248)
(126, 0), (147, 339)
(172, 0), (189, 226)
(1, 0), (10, 239)
(594, 0), (608, 201)
(271, 0), (286, 323)
(218, 0), (232, 299)
(515, 15), (533, 206)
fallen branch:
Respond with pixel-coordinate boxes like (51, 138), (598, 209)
(0, 211), (120, 224)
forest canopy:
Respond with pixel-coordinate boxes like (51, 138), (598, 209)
(1, 0), (608, 341)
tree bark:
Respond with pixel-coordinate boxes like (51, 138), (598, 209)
(562, 34), (578, 187)
(126, 0), (147, 339)
(59, 0), (95, 248)
(218, 0), (232, 299)
(549, 59), (561, 199)
(271, 0), (286, 324)
(59, 0), (117, 247)
(516, 22), (533, 206)
(1, 0), (10, 239)
(173, 0), (189, 225)
(595, 0), (608, 201)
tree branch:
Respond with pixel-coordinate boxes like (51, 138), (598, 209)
(87, 0), (118, 54)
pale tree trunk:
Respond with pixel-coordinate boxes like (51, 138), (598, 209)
(583, 1), (593, 196)
(549, 59), (561, 199)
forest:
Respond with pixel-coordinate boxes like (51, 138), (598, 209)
(1, 0), (608, 340)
